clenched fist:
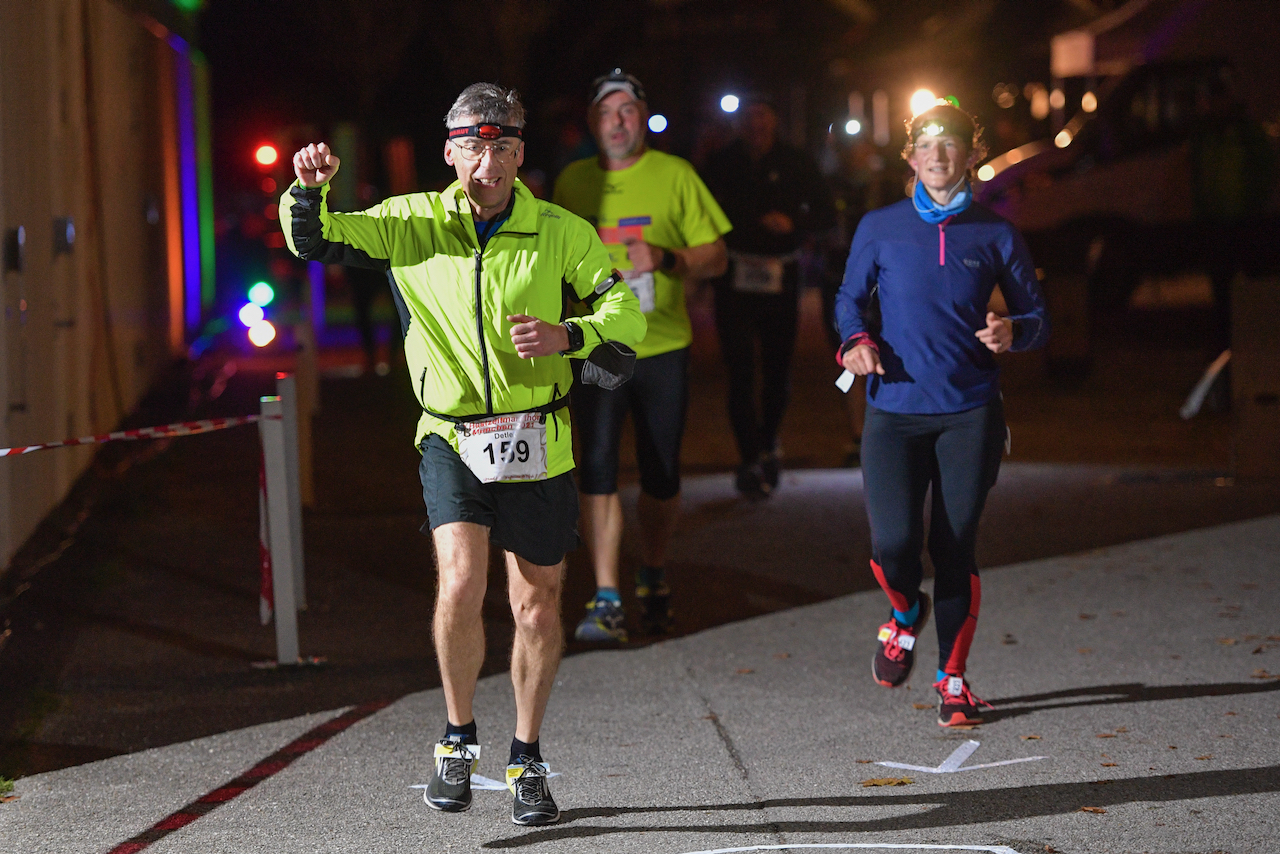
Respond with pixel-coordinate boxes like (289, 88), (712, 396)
(293, 142), (341, 188)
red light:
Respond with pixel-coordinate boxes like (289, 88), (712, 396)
(254, 144), (279, 167)
(261, 177), (277, 193)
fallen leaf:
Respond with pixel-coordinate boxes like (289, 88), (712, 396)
(702, 714), (717, 721)
(1217, 638), (1237, 645)
(1020, 735), (1041, 740)
(1115, 727), (1129, 733)
(1079, 806), (1106, 814)
(773, 653), (790, 659)
(1219, 734), (1234, 738)
(1251, 669), (1280, 680)
(1078, 648), (1094, 655)
(949, 724), (979, 731)
(1225, 711), (1237, 716)
(1168, 745), (1178, 750)
(1101, 762), (1118, 767)
(1196, 755), (1213, 760)
(736, 668), (755, 675)
(1267, 635), (1280, 642)
(1253, 646), (1267, 655)
(1096, 733), (1117, 738)
(862, 777), (913, 787)
(912, 703), (932, 710)
(1044, 847), (1059, 853)
(856, 759), (873, 764)
(1079, 613), (1096, 620)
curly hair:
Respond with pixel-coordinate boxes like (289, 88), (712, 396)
(445, 83), (526, 129)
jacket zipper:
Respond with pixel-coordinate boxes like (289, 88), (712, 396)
(473, 250), (493, 415)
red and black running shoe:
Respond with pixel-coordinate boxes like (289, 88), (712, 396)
(871, 592), (931, 687)
(934, 674), (993, 727)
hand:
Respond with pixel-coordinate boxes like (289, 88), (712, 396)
(759, 211), (794, 235)
(508, 314), (569, 358)
(293, 142), (341, 188)
(841, 343), (884, 376)
(975, 311), (1013, 354)
(621, 236), (662, 274)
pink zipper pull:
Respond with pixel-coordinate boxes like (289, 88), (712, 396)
(938, 216), (952, 266)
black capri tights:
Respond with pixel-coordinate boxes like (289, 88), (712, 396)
(573, 346), (689, 500)
(860, 399), (1005, 676)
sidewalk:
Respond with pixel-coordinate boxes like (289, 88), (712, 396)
(3, 515), (1277, 853)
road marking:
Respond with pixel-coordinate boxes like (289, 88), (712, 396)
(105, 700), (390, 854)
(679, 845), (1022, 854)
(877, 740), (1047, 774)
(410, 771), (560, 793)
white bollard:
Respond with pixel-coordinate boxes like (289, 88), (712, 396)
(275, 373), (307, 609)
(260, 395), (300, 664)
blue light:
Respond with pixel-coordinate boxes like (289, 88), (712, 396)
(648, 114), (668, 133)
(238, 302), (264, 327)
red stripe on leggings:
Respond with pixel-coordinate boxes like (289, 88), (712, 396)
(944, 575), (982, 675)
(869, 559), (910, 614)
(105, 700), (390, 854)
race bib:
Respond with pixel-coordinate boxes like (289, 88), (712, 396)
(457, 413), (548, 483)
(622, 270), (657, 313)
(731, 252), (786, 294)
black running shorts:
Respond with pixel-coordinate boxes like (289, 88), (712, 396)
(418, 433), (580, 567)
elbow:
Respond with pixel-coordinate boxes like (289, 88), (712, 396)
(705, 242), (728, 278)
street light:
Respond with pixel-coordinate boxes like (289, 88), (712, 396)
(720, 94), (740, 113)
(845, 118), (862, 135)
(909, 89), (937, 117)
(254, 144), (279, 167)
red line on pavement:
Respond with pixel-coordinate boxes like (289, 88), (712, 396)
(104, 700), (390, 854)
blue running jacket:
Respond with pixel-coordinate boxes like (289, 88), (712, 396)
(835, 198), (1049, 415)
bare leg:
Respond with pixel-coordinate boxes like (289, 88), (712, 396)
(431, 522), (490, 727)
(579, 492), (622, 589)
(637, 492), (680, 568)
(506, 551), (565, 743)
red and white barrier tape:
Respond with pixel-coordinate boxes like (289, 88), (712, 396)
(0, 414), (270, 457)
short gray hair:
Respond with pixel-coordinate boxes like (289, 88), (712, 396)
(445, 83), (526, 129)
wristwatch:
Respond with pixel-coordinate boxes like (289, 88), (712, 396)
(561, 321), (584, 354)
(660, 249), (677, 272)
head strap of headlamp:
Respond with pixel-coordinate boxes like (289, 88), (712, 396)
(448, 124), (523, 141)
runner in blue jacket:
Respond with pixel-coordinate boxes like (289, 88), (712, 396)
(835, 101), (1048, 727)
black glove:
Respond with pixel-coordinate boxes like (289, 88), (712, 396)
(579, 341), (636, 390)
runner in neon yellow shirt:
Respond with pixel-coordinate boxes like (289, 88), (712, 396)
(552, 69), (732, 642)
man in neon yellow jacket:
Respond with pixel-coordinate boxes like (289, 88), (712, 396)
(282, 83), (643, 827)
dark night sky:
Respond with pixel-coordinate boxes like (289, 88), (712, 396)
(200, 0), (1100, 195)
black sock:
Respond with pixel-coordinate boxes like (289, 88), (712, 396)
(445, 720), (478, 745)
(509, 737), (541, 765)
(636, 564), (665, 589)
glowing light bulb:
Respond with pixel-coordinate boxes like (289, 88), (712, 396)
(720, 94), (740, 113)
(977, 164), (995, 182)
(254, 144), (279, 167)
(248, 320), (277, 347)
(910, 89), (937, 117)
(248, 281), (275, 306)
(844, 119), (862, 135)
(648, 114), (668, 133)
(238, 302), (265, 327)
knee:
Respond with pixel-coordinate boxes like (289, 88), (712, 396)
(436, 568), (486, 613)
(511, 590), (560, 636)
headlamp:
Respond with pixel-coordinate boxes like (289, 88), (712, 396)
(447, 124), (523, 141)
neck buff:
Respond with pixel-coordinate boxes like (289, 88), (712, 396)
(912, 177), (972, 224)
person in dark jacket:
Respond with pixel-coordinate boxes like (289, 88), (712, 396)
(835, 101), (1048, 727)
(702, 96), (835, 496)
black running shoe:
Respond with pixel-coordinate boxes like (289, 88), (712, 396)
(506, 756), (559, 826)
(636, 581), (672, 635)
(424, 738), (478, 812)
(935, 674), (993, 727)
(760, 451), (780, 491)
(871, 592), (931, 688)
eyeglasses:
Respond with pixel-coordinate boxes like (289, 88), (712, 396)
(450, 139), (520, 162)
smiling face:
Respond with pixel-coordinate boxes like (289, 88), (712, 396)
(590, 90), (647, 168)
(908, 132), (970, 201)
(443, 116), (524, 219)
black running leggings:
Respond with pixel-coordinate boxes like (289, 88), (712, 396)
(860, 399), (1005, 675)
